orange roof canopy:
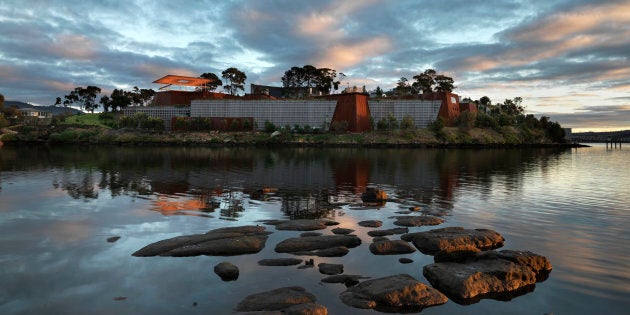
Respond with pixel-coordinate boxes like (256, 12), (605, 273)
(153, 75), (212, 87)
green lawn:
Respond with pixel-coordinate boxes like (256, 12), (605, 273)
(60, 113), (113, 128)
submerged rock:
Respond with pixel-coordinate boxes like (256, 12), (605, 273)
(275, 235), (361, 255)
(340, 274), (447, 311)
(260, 219), (339, 231)
(372, 236), (389, 242)
(369, 240), (416, 255)
(300, 232), (323, 237)
(214, 262), (239, 281)
(132, 225), (271, 257)
(357, 220), (382, 228)
(107, 236), (121, 243)
(367, 227), (409, 237)
(423, 250), (552, 302)
(292, 246), (350, 257)
(391, 215), (444, 227)
(258, 258), (303, 266)
(321, 274), (370, 287)
(331, 227), (355, 235)
(401, 227), (504, 255)
(399, 258), (414, 264)
(318, 263), (344, 275)
(234, 286), (326, 313)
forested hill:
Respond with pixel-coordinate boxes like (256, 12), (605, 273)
(4, 101), (81, 116)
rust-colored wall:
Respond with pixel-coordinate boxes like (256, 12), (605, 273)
(154, 91), (240, 106)
(438, 92), (461, 126)
(459, 102), (478, 113)
(325, 93), (372, 132)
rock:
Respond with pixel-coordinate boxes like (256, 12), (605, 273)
(367, 227), (409, 237)
(369, 240), (416, 255)
(340, 274), (448, 311)
(275, 235), (361, 254)
(409, 206), (421, 211)
(372, 236), (389, 242)
(261, 219), (339, 231)
(401, 227), (504, 255)
(234, 286), (323, 313)
(300, 232), (322, 237)
(395, 210), (412, 214)
(258, 258), (303, 266)
(399, 258), (413, 264)
(321, 274), (370, 287)
(423, 250), (552, 301)
(434, 245), (481, 262)
(361, 188), (387, 202)
(391, 215), (444, 227)
(270, 130), (281, 138)
(292, 246), (350, 257)
(107, 236), (121, 243)
(132, 225), (271, 257)
(284, 303), (328, 315)
(331, 227), (355, 235)
(357, 220), (382, 228)
(318, 263), (343, 275)
(214, 262), (239, 281)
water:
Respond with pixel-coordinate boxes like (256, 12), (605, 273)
(0, 144), (628, 314)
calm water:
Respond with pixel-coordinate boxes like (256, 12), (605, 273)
(0, 144), (628, 314)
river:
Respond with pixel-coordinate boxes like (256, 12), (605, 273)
(0, 144), (628, 314)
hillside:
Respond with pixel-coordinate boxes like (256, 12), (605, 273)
(4, 101), (82, 116)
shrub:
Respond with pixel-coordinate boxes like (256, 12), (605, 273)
(331, 120), (349, 133)
(387, 113), (399, 130)
(264, 120), (276, 133)
(456, 111), (476, 130)
(377, 117), (389, 130)
(475, 112), (499, 129)
(230, 119), (240, 131)
(401, 115), (415, 130)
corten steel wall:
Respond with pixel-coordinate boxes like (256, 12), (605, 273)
(123, 106), (190, 130)
(438, 93), (461, 125)
(154, 91), (240, 106)
(191, 99), (337, 130)
(368, 98), (443, 128)
(459, 102), (478, 113)
(326, 93), (372, 132)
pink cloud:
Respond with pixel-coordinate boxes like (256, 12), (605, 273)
(316, 37), (392, 70)
(134, 63), (197, 79)
(48, 34), (99, 60)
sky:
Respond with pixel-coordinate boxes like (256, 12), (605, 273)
(0, 0), (628, 132)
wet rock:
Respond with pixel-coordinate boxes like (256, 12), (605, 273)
(361, 188), (387, 202)
(234, 286), (324, 313)
(275, 235), (361, 255)
(258, 258), (303, 266)
(132, 225), (271, 257)
(409, 206), (421, 211)
(261, 219), (339, 231)
(399, 258), (413, 264)
(401, 227), (505, 255)
(423, 250), (552, 302)
(434, 245), (481, 262)
(331, 227), (355, 235)
(298, 259), (315, 269)
(367, 227), (409, 237)
(321, 274), (370, 287)
(300, 232), (322, 237)
(284, 303), (328, 315)
(214, 262), (239, 281)
(395, 210), (412, 214)
(318, 263), (343, 275)
(292, 246), (350, 257)
(369, 240), (416, 255)
(357, 220), (382, 228)
(391, 215), (444, 227)
(340, 274), (448, 311)
(107, 236), (121, 243)
(372, 236), (389, 242)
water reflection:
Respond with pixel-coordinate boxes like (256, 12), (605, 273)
(0, 146), (570, 219)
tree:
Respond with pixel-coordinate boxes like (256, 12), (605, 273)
(281, 65), (340, 96)
(375, 86), (383, 98)
(54, 97), (62, 107)
(109, 89), (132, 111)
(394, 77), (410, 96)
(99, 96), (111, 112)
(222, 67), (247, 95)
(0, 93), (4, 110)
(62, 86), (102, 113)
(412, 69), (437, 94)
(434, 74), (455, 93)
(479, 96), (491, 106)
(200, 72), (223, 91)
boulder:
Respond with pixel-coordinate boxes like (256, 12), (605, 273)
(399, 258), (414, 264)
(132, 225), (271, 257)
(214, 262), (239, 281)
(234, 286), (324, 313)
(357, 220), (382, 228)
(369, 240), (416, 255)
(340, 274), (447, 311)
(258, 258), (303, 266)
(401, 227), (504, 255)
(261, 219), (339, 231)
(361, 188), (387, 202)
(292, 247), (350, 257)
(275, 235), (361, 254)
(318, 263), (343, 275)
(107, 236), (121, 243)
(423, 250), (552, 302)
(367, 227), (409, 237)
(391, 215), (444, 227)
(284, 303), (328, 315)
(372, 236), (389, 242)
(331, 227), (355, 235)
(300, 232), (323, 237)
(321, 274), (370, 287)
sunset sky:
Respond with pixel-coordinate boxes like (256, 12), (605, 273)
(1, 0), (628, 132)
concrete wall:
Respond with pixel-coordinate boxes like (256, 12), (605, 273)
(191, 99), (337, 130)
(368, 99), (442, 127)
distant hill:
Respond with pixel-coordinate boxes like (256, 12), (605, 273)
(4, 101), (82, 116)
(572, 130), (630, 142)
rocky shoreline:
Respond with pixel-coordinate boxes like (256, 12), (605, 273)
(132, 197), (553, 313)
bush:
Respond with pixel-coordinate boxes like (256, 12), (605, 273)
(456, 111), (476, 130)
(387, 113), (399, 130)
(331, 120), (349, 133)
(264, 120), (276, 133)
(377, 117), (389, 130)
(0, 114), (8, 128)
(400, 115), (415, 130)
(475, 112), (498, 129)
